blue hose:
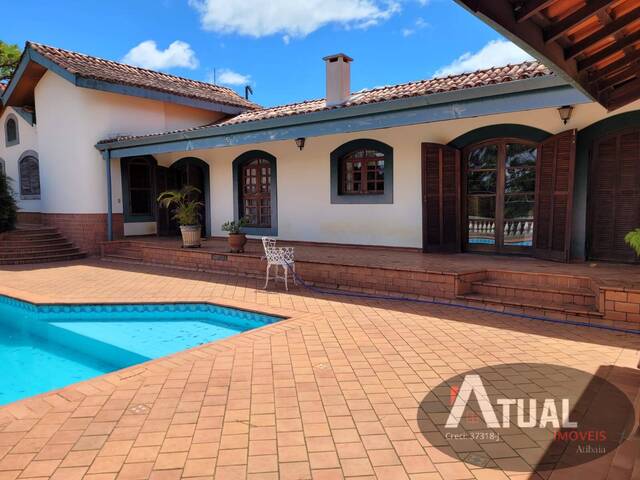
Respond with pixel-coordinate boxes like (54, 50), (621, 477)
(282, 262), (640, 336)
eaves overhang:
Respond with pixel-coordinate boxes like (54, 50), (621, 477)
(96, 75), (591, 159)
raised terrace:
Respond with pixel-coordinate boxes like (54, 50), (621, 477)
(101, 237), (640, 331)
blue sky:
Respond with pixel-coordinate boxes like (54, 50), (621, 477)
(2, 0), (532, 107)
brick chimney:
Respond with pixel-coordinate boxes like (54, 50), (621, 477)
(323, 53), (353, 106)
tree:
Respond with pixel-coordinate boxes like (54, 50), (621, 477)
(0, 172), (17, 232)
(0, 41), (21, 84)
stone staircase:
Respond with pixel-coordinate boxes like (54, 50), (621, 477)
(457, 270), (602, 321)
(0, 225), (86, 265)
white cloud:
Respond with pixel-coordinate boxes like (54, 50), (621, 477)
(188, 0), (401, 40)
(123, 40), (199, 70)
(216, 68), (252, 86)
(402, 16), (428, 36)
(434, 39), (533, 77)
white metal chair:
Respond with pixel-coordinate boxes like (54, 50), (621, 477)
(262, 237), (296, 291)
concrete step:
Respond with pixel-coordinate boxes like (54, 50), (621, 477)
(458, 293), (603, 319)
(471, 280), (596, 307)
(0, 251), (87, 265)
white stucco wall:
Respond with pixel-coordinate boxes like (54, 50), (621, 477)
(0, 107), (40, 212)
(33, 70), (224, 216)
(150, 100), (640, 249)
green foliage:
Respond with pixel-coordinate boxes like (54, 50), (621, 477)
(157, 185), (203, 226)
(625, 229), (640, 257)
(0, 41), (21, 83)
(221, 217), (249, 234)
(0, 173), (17, 233)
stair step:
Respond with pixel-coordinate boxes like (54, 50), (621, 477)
(459, 293), (603, 318)
(473, 280), (594, 297)
(2, 232), (62, 240)
(1, 237), (68, 246)
(485, 270), (593, 291)
(0, 252), (87, 265)
(102, 254), (144, 264)
(0, 242), (74, 254)
(0, 246), (80, 259)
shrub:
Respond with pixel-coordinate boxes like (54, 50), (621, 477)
(0, 173), (17, 233)
(625, 229), (640, 257)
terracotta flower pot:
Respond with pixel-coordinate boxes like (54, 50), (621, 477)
(228, 233), (247, 253)
(180, 225), (201, 248)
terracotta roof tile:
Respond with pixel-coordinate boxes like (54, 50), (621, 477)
(99, 60), (552, 144)
(28, 42), (259, 110)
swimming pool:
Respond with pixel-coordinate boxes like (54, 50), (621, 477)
(0, 295), (280, 405)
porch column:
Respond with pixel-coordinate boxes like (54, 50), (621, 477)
(104, 149), (113, 241)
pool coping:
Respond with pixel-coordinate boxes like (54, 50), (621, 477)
(0, 285), (313, 423)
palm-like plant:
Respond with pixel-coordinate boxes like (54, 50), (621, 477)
(157, 185), (203, 226)
(625, 229), (640, 257)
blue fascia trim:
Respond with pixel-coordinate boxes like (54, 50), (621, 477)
(13, 107), (34, 126)
(102, 83), (591, 159)
(2, 46), (248, 116)
(75, 77), (247, 115)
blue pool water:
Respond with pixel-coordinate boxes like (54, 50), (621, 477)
(0, 296), (280, 405)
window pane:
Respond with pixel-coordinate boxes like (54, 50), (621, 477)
(468, 145), (497, 169)
(505, 168), (535, 193)
(6, 119), (17, 142)
(506, 144), (537, 167)
(130, 190), (151, 215)
(504, 194), (534, 246)
(20, 157), (40, 196)
(467, 196), (496, 245)
(129, 163), (150, 188)
(467, 171), (496, 194)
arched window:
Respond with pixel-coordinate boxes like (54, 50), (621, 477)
(19, 153), (40, 199)
(232, 150), (277, 235)
(5, 114), (19, 147)
(331, 139), (393, 204)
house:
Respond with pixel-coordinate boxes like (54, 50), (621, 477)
(1, 20), (640, 265)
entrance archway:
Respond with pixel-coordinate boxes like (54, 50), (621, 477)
(157, 157), (210, 237)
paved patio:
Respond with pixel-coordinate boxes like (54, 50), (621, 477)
(0, 259), (638, 479)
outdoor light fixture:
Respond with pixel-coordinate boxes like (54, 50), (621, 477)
(295, 137), (306, 150)
(557, 105), (573, 125)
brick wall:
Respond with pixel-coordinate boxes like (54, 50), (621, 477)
(43, 213), (124, 254)
(101, 240), (458, 299)
(602, 288), (640, 323)
(16, 212), (43, 224)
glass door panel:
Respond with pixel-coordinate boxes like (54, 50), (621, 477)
(465, 141), (537, 253)
(466, 144), (498, 250)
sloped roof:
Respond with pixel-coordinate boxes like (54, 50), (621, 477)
(7, 42), (259, 110)
(99, 60), (551, 144)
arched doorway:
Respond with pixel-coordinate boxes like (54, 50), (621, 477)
(157, 157), (210, 237)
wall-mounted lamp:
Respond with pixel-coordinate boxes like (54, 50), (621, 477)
(557, 105), (573, 125)
(295, 137), (306, 150)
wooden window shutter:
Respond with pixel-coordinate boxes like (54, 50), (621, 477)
(533, 129), (576, 262)
(421, 143), (461, 252)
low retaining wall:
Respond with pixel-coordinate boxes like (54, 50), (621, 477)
(44, 213), (124, 254)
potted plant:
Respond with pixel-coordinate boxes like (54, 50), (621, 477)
(157, 185), (204, 248)
(625, 229), (640, 258)
(221, 217), (249, 253)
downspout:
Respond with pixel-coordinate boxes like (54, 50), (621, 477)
(104, 149), (113, 241)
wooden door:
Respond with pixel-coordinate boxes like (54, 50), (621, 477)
(533, 130), (576, 262)
(421, 143), (461, 252)
(589, 129), (640, 263)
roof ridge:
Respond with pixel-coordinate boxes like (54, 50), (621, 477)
(358, 60), (545, 95)
(26, 41), (247, 99)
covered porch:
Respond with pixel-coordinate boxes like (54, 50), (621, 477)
(101, 236), (640, 330)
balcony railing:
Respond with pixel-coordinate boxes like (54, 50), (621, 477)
(468, 216), (533, 246)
